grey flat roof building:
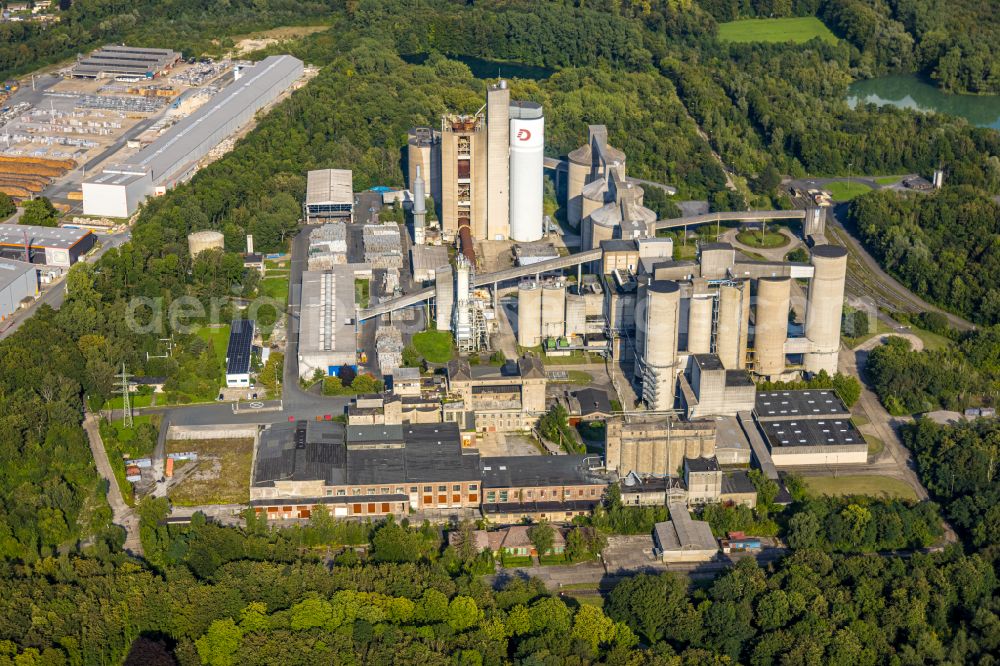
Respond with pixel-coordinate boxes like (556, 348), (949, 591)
(83, 55), (303, 217)
(755, 390), (851, 421)
(0, 258), (37, 321)
(0, 224), (91, 251)
(761, 418), (864, 448)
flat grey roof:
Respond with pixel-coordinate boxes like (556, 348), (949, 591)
(0, 224), (92, 250)
(480, 455), (607, 488)
(410, 244), (449, 272)
(0, 258), (35, 292)
(108, 55), (302, 185)
(306, 169), (354, 206)
(298, 267), (358, 358)
(88, 170), (147, 186)
(762, 418), (864, 448)
(755, 390), (850, 420)
(722, 470), (756, 495)
(685, 456), (720, 473)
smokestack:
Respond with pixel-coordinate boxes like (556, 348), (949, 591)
(413, 166), (426, 214)
(246, 235), (254, 255)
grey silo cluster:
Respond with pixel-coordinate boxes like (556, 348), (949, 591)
(628, 241), (849, 409)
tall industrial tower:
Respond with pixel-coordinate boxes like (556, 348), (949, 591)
(412, 165), (427, 245)
(509, 101), (544, 242)
(486, 81), (510, 240)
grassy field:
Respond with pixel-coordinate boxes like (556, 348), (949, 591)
(865, 433), (885, 457)
(166, 438), (254, 505)
(736, 230), (789, 249)
(104, 393), (155, 410)
(260, 275), (289, 305)
(874, 176), (902, 185)
(717, 17), (838, 44)
(907, 325), (953, 351)
(550, 370), (594, 384)
(803, 475), (918, 501)
(412, 329), (454, 363)
(196, 324), (230, 356)
(354, 279), (370, 308)
(825, 180), (873, 201)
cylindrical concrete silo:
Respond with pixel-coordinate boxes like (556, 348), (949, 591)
(805, 245), (848, 375)
(685, 437), (700, 459)
(567, 147), (589, 228)
(565, 290), (586, 337)
(588, 214), (617, 252)
(716, 281), (749, 370)
(582, 192), (603, 222)
(642, 280), (680, 410)
(517, 280), (542, 347)
(188, 230), (224, 257)
(509, 102), (544, 242)
(541, 281), (566, 340)
(755, 276), (791, 378)
(687, 294), (714, 354)
(435, 264), (453, 331)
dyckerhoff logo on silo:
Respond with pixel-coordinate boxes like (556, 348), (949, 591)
(516, 128), (531, 141)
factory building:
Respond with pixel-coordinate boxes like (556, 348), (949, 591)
(225, 319), (255, 388)
(0, 258), (37, 321)
(0, 224), (95, 267)
(410, 80), (545, 245)
(605, 417), (718, 477)
(297, 267), (360, 379)
(304, 169), (353, 223)
(752, 389), (867, 466)
(83, 55), (303, 217)
(445, 355), (547, 433)
(480, 455), (608, 523)
(251, 420), (483, 520)
(71, 45), (180, 79)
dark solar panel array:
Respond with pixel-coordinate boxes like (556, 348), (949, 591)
(226, 319), (254, 375)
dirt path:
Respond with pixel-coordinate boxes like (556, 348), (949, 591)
(82, 413), (143, 556)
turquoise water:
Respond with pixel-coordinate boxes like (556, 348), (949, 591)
(847, 74), (1000, 129)
(400, 53), (553, 80)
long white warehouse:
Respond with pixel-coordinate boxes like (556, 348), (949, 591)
(83, 55), (304, 218)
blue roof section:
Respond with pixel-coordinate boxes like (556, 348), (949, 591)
(226, 319), (255, 376)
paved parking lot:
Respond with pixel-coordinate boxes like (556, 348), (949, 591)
(602, 534), (665, 574)
(477, 431), (544, 456)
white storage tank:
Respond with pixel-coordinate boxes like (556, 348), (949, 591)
(509, 101), (544, 242)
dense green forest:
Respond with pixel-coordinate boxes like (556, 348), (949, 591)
(0, 0), (337, 82)
(849, 187), (1000, 325)
(0, 1), (997, 663)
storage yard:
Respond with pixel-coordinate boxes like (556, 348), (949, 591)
(0, 46), (303, 214)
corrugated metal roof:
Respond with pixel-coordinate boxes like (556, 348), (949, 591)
(306, 169), (354, 206)
(124, 55), (302, 184)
